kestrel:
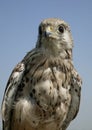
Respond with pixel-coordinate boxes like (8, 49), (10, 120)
(1, 18), (82, 130)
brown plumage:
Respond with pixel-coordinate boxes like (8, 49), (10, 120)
(1, 18), (82, 130)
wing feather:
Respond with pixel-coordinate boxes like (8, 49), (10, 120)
(1, 63), (25, 130)
(62, 67), (82, 130)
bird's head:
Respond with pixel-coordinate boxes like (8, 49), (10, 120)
(36, 18), (73, 58)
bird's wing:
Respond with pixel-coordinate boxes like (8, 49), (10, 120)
(1, 48), (46, 130)
(1, 62), (25, 130)
(62, 67), (82, 129)
(70, 68), (82, 120)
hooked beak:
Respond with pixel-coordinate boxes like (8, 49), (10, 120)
(44, 26), (53, 38)
(44, 31), (52, 37)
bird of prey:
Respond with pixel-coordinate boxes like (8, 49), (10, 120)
(1, 18), (82, 130)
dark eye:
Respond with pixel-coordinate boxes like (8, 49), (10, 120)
(39, 25), (42, 35)
(58, 25), (64, 33)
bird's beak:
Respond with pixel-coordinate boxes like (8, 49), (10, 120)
(44, 26), (53, 37)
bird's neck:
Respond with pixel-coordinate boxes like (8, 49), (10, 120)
(59, 49), (73, 60)
(43, 48), (73, 60)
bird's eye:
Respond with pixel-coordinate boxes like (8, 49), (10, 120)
(39, 25), (42, 35)
(58, 25), (64, 33)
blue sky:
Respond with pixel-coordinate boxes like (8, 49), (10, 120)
(0, 0), (92, 129)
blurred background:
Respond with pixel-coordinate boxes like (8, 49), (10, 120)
(0, 0), (92, 129)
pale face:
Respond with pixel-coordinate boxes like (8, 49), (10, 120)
(36, 18), (73, 53)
